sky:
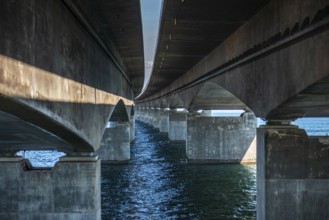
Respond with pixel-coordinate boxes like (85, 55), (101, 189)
(140, 0), (162, 91)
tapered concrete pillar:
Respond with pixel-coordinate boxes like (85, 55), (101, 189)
(143, 109), (149, 123)
(145, 109), (152, 125)
(150, 109), (160, 129)
(159, 109), (169, 133)
(169, 111), (187, 141)
(135, 109), (139, 120)
(0, 154), (101, 220)
(257, 123), (329, 220)
(136, 107), (142, 121)
(130, 115), (135, 142)
(186, 112), (256, 163)
(97, 121), (130, 163)
(137, 108), (145, 122)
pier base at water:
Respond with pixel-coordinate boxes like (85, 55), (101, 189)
(159, 109), (169, 134)
(186, 112), (257, 164)
(130, 116), (135, 142)
(0, 155), (101, 220)
(97, 121), (130, 163)
(151, 109), (160, 129)
(257, 124), (329, 219)
(169, 111), (187, 142)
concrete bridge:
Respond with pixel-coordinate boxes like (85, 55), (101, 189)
(0, 0), (328, 219)
(0, 0), (142, 219)
(136, 0), (329, 219)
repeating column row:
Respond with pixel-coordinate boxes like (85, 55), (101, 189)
(136, 108), (257, 164)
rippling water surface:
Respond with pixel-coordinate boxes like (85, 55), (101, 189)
(101, 121), (257, 219)
(18, 118), (329, 219)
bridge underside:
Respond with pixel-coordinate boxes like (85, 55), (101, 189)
(136, 0), (329, 219)
(0, 0), (143, 154)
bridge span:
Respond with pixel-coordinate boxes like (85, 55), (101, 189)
(0, 0), (328, 219)
(0, 0), (142, 219)
(136, 0), (329, 219)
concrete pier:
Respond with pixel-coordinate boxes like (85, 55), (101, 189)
(151, 109), (160, 129)
(97, 122), (130, 163)
(186, 112), (257, 163)
(257, 124), (329, 220)
(136, 107), (144, 122)
(130, 115), (135, 142)
(144, 109), (152, 125)
(159, 109), (170, 133)
(169, 111), (187, 142)
(0, 155), (101, 220)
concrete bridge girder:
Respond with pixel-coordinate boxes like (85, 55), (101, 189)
(168, 94), (185, 109)
(267, 75), (329, 120)
(138, 0), (329, 119)
(0, 0), (142, 153)
(186, 82), (250, 111)
(142, 25), (329, 118)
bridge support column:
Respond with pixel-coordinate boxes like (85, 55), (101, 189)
(97, 122), (130, 163)
(151, 109), (160, 129)
(135, 107), (141, 121)
(145, 109), (152, 125)
(257, 123), (329, 220)
(0, 154), (100, 220)
(186, 112), (256, 163)
(137, 107), (146, 122)
(169, 110), (187, 142)
(147, 109), (153, 126)
(130, 115), (135, 142)
(159, 109), (170, 133)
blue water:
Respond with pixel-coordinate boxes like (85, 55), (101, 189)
(16, 150), (65, 167)
(101, 122), (256, 219)
(15, 117), (329, 219)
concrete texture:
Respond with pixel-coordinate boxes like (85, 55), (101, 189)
(139, 0), (269, 99)
(143, 109), (152, 125)
(169, 111), (187, 141)
(0, 156), (101, 220)
(0, 0), (138, 153)
(136, 0), (329, 120)
(187, 112), (257, 163)
(149, 109), (160, 129)
(257, 125), (329, 220)
(97, 122), (130, 163)
(130, 116), (135, 142)
(159, 109), (170, 133)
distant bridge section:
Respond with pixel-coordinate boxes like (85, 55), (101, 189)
(136, 1), (329, 219)
(137, 0), (329, 120)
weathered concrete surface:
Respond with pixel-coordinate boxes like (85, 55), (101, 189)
(150, 109), (160, 129)
(169, 111), (187, 141)
(137, 0), (329, 120)
(159, 109), (170, 133)
(142, 109), (152, 125)
(0, 111), (72, 153)
(187, 112), (257, 163)
(257, 125), (329, 220)
(135, 108), (144, 122)
(139, 0), (270, 99)
(97, 122), (130, 163)
(130, 116), (135, 142)
(0, 0), (136, 153)
(0, 156), (101, 220)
